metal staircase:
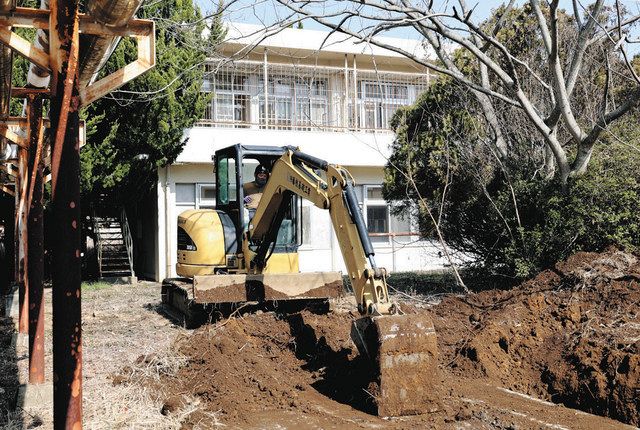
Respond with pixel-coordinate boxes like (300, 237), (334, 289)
(92, 208), (136, 282)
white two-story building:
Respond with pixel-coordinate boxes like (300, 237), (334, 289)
(140, 23), (450, 281)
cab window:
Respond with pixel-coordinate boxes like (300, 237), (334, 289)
(216, 156), (237, 205)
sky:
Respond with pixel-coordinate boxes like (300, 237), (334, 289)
(197, 0), (504, 36)
(196, 0), (640, 40)
(193, 0), (640, 56)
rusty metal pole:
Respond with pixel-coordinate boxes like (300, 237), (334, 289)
(13, 169), (18, 284)
(27, 94), (45, 384)
(49, 0), (82, 427)
(17, 142), (28, 334)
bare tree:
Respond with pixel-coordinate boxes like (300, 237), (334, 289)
(229, 0), (640, 187)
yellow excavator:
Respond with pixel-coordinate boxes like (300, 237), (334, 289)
(162, 144), (438, 416)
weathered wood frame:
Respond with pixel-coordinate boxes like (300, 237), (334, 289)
(0, 6), (155, 107)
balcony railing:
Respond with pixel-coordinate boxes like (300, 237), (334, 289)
(193, 119), (398, 133)
(196, 59), (431, 132)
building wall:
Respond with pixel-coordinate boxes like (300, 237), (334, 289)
(153, 144), (449, 281)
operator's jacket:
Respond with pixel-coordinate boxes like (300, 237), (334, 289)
(243, 181), (265, 210)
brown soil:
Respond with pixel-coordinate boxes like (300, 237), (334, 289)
(132, 248), (640, 429)
(433, 248), (640, 425)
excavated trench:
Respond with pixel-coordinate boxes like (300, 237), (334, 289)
(122, 248), (639, 428)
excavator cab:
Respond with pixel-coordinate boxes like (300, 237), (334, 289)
(168, 143), (343, 310)
(214, 144), (300, 273)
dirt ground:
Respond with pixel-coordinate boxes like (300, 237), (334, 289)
(129, 248), (638, 429)
(1, 248), (639, 429)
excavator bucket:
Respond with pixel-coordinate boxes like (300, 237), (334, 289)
(351, 313), (439, 417)
(192, 272), (344, 303)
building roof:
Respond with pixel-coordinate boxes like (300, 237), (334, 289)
(222, 22), (432, 61)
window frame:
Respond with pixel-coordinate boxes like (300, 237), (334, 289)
(358, 80), (410, 129)
(175, 183), (196, 207)
(197, 183), (216, 209)
(363, 185), (390, 244)
(176, 183), (217, 210)
(212, 73), (250, 126)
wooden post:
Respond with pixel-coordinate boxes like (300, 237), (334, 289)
(17, 141), (28, 334)
(13, 159), (18, 285)
(49, 0), (82, 427)
(27, 94), (45, 384)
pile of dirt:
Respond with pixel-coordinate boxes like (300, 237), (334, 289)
(148, 309), (387, 427)
(432, 247), (640, 425)
(123, 248), (639, 428)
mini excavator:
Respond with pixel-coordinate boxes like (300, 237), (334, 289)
(162, 144), (438, 416)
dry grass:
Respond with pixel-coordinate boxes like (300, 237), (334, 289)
(2, 281), (192, 429)
(82, 281), (189, 429)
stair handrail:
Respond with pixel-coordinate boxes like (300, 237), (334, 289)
(120, 207), (135, 278)
(91, 207), (103, 278)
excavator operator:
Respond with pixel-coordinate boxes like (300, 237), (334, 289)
(243, 164), (270, 210)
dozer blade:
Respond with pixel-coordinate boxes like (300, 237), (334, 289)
(351, 313), (439, 417)
(193, 272), (344, 304)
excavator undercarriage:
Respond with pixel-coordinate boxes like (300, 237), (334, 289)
(162, 144), (438, 416)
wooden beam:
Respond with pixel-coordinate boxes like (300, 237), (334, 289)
(27, 94), (45, 385)
(5, 117), (27, 127)
(0, 26), (50, 73)
(49, 0), (83, 426)
(79, 24), (155, 106)
(0, 184), (14, 196)
(0, 7), (49, 30)
(80, 16), (153, 37)
(2, 117), (85, 146)
(0, 8), (153, 36)
(0, 163), (18, 177)
(0, 124), (27, 148)
(11, 87), (51, 98)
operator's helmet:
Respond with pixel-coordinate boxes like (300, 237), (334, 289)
(254, 164), (269, 186)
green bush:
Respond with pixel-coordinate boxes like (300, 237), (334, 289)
(386, 141), (640, 282)
(507, 154), (640, 277)
(384, 79), (640, 282)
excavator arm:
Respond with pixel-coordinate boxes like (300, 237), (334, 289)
(247, 147), (394, 316)
(247, 147), (440, 416)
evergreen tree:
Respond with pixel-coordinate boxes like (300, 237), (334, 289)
(81, 0), (223, 204)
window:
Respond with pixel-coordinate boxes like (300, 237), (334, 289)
(367, 205), (389, 234)
(259, 76), (329, 129)
(366, 186), (384, 200)
(176, 183), (216, 209)
(176, 183), (196, 206)
(358, 81), (409, 129)
(216, 157), (237, 205)
(295, 78), (328, 128)
(211, 74), (250, 126)
(390, 208), (413, 243)
(198, 184), (216, 208)
(202, 63), (215, 92)
(363, 185), (389, 243)
(363, 185), (416, 244)
(260, 77), (293, 129)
